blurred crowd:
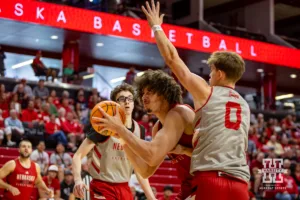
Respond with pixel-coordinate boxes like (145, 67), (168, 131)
(248, 113), (300, 200)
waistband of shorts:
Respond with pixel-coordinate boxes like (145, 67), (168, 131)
(194, 171), (248, 184)
(92, 179), (129, 186)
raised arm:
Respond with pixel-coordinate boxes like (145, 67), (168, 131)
(142, 0), (211, 104)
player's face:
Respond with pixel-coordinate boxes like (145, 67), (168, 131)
(116, 90), (134, 116)
(19, 141), (32, 158)
(142, 88), (164, 114)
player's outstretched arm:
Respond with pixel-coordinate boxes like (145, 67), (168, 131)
(35, 164), (54, 198)
(0, 160), (18, 195)
(135, 172), (157, 200)
(142, 0), (211, 104)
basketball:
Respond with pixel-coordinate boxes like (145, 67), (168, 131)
(90, 101), (126, 136)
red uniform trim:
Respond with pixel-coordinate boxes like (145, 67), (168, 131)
(93, 146), (102, 159)
(195, 87), (213, 113)
(91, 161), (100, 174)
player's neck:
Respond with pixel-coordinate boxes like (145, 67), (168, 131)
(125, 115), (132, 129)
(218, 81), (235, 89)
(19, 157), (30, 165)
(155, 103), (170, 125)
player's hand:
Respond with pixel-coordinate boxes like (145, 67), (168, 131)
(142, 0), (165, 28)
(45, 188), (54, 198)
(73, 180), (89, 198)
(169, 144), (185, 155)
(8, 186), (20, 196)
(92, 106), (124, 134)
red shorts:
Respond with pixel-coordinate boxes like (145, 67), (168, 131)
(90, 179), (133, 200)
(194, 171), (249, 200)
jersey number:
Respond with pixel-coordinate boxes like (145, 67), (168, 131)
(225, 102), (241, 130)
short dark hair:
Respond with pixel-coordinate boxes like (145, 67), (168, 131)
(19, 139), (32, 147)
(207, 51), (245, 83)
(110, 83), (135, 101)
(134, 70), (182, 105)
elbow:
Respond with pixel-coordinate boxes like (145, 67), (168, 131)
(164, 51), (179, 66)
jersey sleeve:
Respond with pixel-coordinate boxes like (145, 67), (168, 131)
(85, 123), (109, 144)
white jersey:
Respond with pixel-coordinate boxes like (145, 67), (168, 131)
(89, 120), (142, 183)
(191, 86), (250, 182)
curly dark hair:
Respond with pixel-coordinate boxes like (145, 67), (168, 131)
(110, 83), (135, 101)
(134, 70), (182, 105)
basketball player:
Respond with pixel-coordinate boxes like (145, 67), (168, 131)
(72, 83), (156, 200)
(140, 1), (250, 199)
(0, 139), (53, 200)
(93, 70), (196, 200)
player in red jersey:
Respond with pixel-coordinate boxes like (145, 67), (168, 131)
(0, 139), (53, 200)
(93, 70), (196, 200)
(141, 1), (250, 200)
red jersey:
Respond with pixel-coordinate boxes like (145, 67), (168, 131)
(42, 176), (60, 193)
(4, 159), (37, 200)
(157, 105), (195, 200)
(45, 121), (61, 134)
(38, 112), (50, 123)
(21, 109), (38, 122)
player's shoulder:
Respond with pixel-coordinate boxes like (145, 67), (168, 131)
(2, 159), (16, 171)
(171, 104), (195, 115)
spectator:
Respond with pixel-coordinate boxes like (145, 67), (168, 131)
(30, 141), (49, 176)
(40, 165), (61, 199)
(38, 102), (51, 124)
(33, 79), (49, 101)
(45, 114), (68, 146)
(31, 50), (57, 82)
(63, 62), (75, 83)
(159, 185), (174, 200)
(125, 67), (136, 84)
(50, 143), (72, 170)
(0, 45), (6, 76)
(61, 112), (84, 151)
(0, 84), (10, 111)
(4, 109), (24, 146)
(60, 98), (72, 114)
(50, 90), (61, 108)
(267, 135), (284, 156)
(276, 169), (298, 200)
(88, 88), (101, 109)
(10, 93), (21, 114)
(47, 96), (58, 116)
(21, 100), (39, 126)
(34, 96), (43, 114)
(56, 107), (66, 127)
(60, 169), (75, 200)
(14, 84), (30, 109)
(138, 114), (151, 137)
(250, 152), (265, 194)
(291, 163), (300, 191)
(13, 78), (33, 98)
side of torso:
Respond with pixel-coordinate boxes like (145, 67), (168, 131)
(4, 159), (37, 199)
(191, 86), (250, 181)
(156, 104), (194, 182)
(89, 120), (141, 183)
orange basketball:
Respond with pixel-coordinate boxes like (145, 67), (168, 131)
(90, 101), (126, 136)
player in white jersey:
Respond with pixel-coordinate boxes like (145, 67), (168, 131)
(140, 1), (250, 200)
(72, 83), (156, 200)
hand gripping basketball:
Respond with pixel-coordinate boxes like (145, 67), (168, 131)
(90, 101), (126, 136)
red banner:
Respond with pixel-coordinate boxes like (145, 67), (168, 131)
(1, 0), (300, 69)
